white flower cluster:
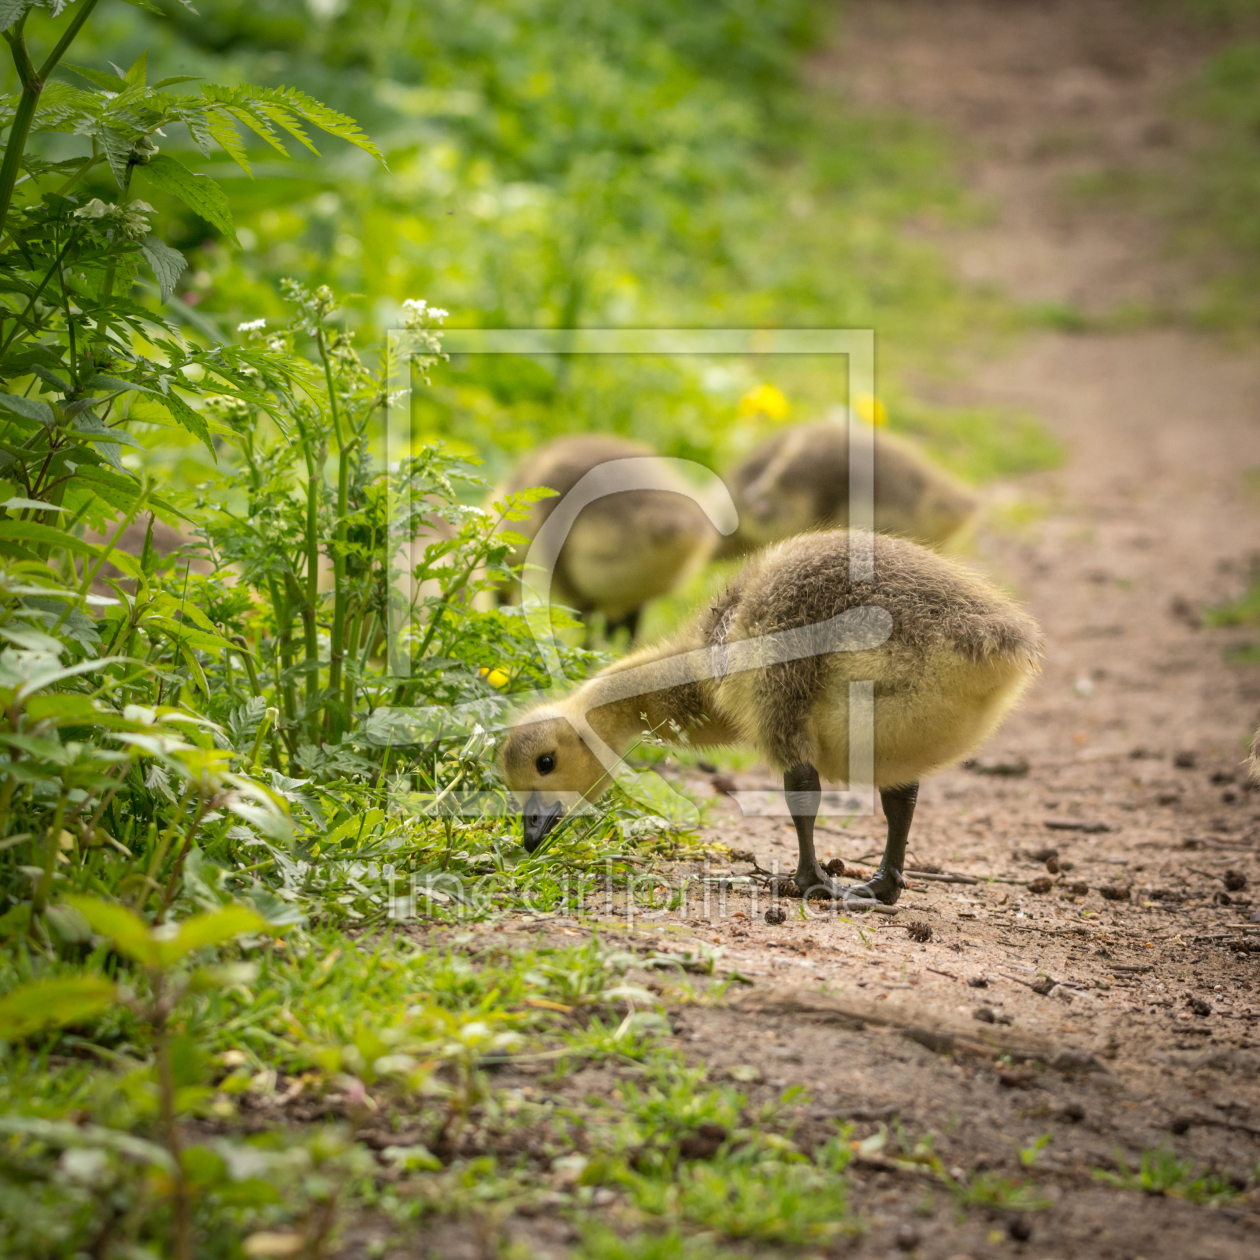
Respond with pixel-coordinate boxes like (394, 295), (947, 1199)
(402, 297), (449, 326)
(237, 318), (267, 333)
(72, 198), (155, 241)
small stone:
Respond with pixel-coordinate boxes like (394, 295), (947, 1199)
(1187, 997), (1211, 1017)
(1169, 1116), (1192, 1135)
(764, 906), (787, 925)
(906, 921), (933, 943)
(1008, 1216), (1033, 1242)
(973, 1006), (996, 1023)
(1027, 876), (1053, 894)
(1068, 881), (1089, 896)
(711, 773), (738, 795)
(1031, 976), (1055, 995)
(1099, 884), (1130, 902)
(895, 1222), (921, 1251)
(1174, 750), (1198, 769)
(678, 1122), (728, 1160)
(1058, 1101), (1086, 1122)
(1224, 869), (1248, 892)
(1028, 847), (1059, 863)
(1045, 856), (1060, 875)
(967, 975), (989, 988)
(1214, 891), (1233, 906)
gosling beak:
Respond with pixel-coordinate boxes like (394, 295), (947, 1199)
(522, 792), (564, 852)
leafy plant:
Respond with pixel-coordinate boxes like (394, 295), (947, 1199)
(1095, 1146), (1241, 1205)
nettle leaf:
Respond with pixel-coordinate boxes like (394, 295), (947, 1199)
(157, 388), (215, 459)
(0, 394), (54, 426)
(101, 127), (139, 187)
(141, 154), (238, 245)
(0, 519), (104, 557)
(123, 51), (147, 89)
(0, 0), (34, 33)
(140, 234), (187, 304)
(61, 62), (129, 92)
(32, 81), (99, 132)
(0, 975), (116, 1040)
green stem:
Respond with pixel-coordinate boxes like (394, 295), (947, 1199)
(0, 25), (41, 244)
(0, 0), (106, 240)
(150, 979), (192, 1260)
(342, 605), (363, 715)
(265, 575), (297, 726)
(296, 420), (321, 738)
(30, 793), (68, 928)
(230, 635), (262, 697)
(318, 329), (350, 735)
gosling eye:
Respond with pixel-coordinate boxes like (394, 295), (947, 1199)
(536, 753), (555, 775)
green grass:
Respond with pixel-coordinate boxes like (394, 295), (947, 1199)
(1094, 1146), (1242, 1205)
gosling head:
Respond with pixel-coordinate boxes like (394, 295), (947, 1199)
(499, 709), (614, 851)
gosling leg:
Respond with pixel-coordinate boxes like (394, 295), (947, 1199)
(845, 782), (918, 906)
(785, 762), (845, 898)
(606, 607), (641, 643)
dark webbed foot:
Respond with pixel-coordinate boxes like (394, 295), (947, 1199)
(842, 865), (906, 905)
(793, 860), (847, 901)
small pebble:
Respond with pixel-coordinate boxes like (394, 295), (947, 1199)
(973, 1006), (996, 1023)
(1188, 997), (1211, 1017)
(1045, 856), (1060, 875)
(1031, 976), (1055, 995)
(1169, 1116), (1192, 1135)
(1224, 869), (1248, 892)
(764, 906), (787, 926)
(1174, 750), (1198, 769)
(967, 975), (989, 988)
(1100, 884), (1130, 901)
(711, 774), (738, 795)
(1058, 1101), (1086, 1122)
(1027, 876), (1053, 895)
(1068, 881), (1089, 896)
(1008, 1216), (1033, 1242)
(895, 1222), (921, 1251)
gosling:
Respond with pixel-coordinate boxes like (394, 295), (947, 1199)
(717, 422), (977, 559)
(495, 434), (718, 639)
(501, 530), (1042, 904)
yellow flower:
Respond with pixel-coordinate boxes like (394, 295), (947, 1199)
(854, 394), (887, 426)
(480, 667), (510, 689)
(737, 383), (790, 421)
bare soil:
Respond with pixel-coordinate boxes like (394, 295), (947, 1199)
(406, 3), (1260, 1256)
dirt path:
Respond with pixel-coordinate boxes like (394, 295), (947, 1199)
(437, 6), (1260, 1258)
(617, 5), (1260, 1256)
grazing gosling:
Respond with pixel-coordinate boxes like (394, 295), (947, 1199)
(717, 422), (977, 559)
(495, 434), (717, 638)
(501, 530), (1042, 904)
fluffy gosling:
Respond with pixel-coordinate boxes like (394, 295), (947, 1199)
(495, 434), (718, 638)
(717, 422), (977, 559)
(501, 530), (1042, 905)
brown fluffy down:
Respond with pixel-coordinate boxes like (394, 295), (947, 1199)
(716, 422), (978, 559)
(500, 530), (1044, 807)
(494, 434), (718, 624)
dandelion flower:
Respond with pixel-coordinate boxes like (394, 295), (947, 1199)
(737, 383), (790, 422)
(855, 394), (888, 426)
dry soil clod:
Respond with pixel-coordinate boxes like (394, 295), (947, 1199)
(764, 906), (787, 926)
(1224, 869), (1248, 892)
